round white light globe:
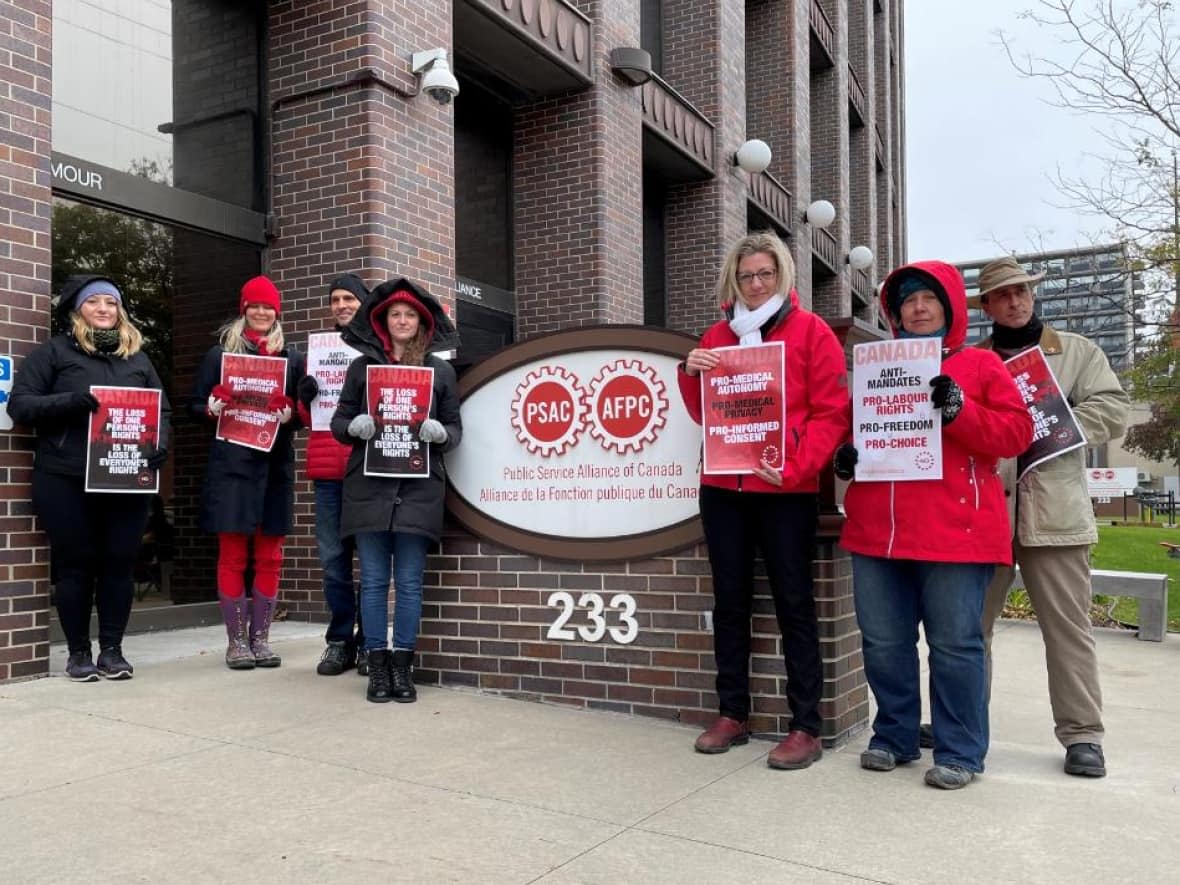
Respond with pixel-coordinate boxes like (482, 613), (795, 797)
(805, 199), (836, 228)
(734, 139), (772, 174)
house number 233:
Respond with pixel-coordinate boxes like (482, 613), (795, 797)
(546, 591), (639, 644)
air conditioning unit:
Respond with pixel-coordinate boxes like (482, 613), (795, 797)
(1138, 471), (1152, 483)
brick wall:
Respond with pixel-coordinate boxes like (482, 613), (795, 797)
(513, 0), (644, 337)
(0, 0), (52, 681)
(661, 0), (747, 338)
(417, 531), (865, 745)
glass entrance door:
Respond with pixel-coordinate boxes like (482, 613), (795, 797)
(51, 198), (261, 631)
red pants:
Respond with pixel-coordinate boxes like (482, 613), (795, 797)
(217, 530), (284, 598)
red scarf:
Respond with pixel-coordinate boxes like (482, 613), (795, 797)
(243, 327), (271, 355)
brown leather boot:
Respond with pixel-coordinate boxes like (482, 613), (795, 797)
(694, 716), (750, 754)
(767, 730), (823, 770)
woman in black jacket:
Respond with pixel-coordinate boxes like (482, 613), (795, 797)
(191, 276), (304, 670)
(9, 275), (171, 682)
(331, 278), (460, 703)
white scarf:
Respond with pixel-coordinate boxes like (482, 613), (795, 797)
(729, 294), (786, 345)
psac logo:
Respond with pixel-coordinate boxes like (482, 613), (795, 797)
(511, 359), (668, 457)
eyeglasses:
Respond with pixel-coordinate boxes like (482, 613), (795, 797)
(736, 269), (777, 287)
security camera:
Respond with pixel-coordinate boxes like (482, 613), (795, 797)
(411, 49), (460, 105)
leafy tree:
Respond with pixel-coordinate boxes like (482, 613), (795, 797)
(1122, 334), (1180, 467)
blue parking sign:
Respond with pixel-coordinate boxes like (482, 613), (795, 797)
(0, 355), (13, 431)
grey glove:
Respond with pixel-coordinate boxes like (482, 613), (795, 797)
(418, 418), (448, 444)
(347, 414), (376, 440)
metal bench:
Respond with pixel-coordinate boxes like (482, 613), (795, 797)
(1012, 565), (1168, 643)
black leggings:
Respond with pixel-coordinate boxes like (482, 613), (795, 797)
(32, 472), (150, 654)
(699, 485), (823, 734)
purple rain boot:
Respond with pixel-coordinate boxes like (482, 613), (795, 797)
(249, 593), (282, 668)
(218, 593), (255, 670)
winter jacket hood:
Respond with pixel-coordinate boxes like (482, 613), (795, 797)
(341, 278), (459, 360)
(880, 260), (968, 352)
(55, 274), (124, 326)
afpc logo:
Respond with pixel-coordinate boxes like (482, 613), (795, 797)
(511, 359), (668, 457)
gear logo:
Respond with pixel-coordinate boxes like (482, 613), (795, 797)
(914, 450), (935, 471)
(511, 365), (588, 457)
(586, 360), (667, 454)
(257, 430), (272, 447)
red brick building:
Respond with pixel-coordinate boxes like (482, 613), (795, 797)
(1, 0), (904, 746)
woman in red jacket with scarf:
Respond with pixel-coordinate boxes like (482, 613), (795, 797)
(837, 261), (1032, 789)
(678, 232), (850, 770)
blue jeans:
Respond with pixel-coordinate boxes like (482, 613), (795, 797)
(355, 530), (430, 652)
(852, 555), (994, 772)
(314, 481), (359, 645)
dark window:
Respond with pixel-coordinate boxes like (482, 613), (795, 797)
(641, 0), (664, 75)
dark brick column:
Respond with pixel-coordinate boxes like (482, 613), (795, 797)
(513, 0), (644, 338)
(267, 0), (455, 619)
(0, 0), (52, 682)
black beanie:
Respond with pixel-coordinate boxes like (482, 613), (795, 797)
(327, 273), (369, 302)
(887, 270), (952, 327)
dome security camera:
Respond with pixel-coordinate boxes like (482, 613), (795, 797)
(411, 49), (459, 105)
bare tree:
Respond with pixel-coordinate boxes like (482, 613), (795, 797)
(999, 1), (1180, 337)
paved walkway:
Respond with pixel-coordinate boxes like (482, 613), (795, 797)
(1, 619), (1177, 883)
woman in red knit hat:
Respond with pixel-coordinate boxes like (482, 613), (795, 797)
(191, 275), (306, 670)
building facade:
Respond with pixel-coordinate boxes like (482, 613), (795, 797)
(958, 244), (1139, 370)
(1, 0), (904, 745)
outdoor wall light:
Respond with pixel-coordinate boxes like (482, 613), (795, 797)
(733, 139), (772, 174)
(609, 47), (654, 86)
(803, 199), (836, 229)
(848, 245), (875, 270)
(411, 48), (460, 104)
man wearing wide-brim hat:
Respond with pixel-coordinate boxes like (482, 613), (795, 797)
(972, 254), (1129, 778)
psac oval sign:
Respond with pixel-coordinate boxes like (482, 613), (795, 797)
(446, 327), (705, 561)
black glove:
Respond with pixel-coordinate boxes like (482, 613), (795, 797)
(145, 446), (169, 470)
(929, 375), (964, 424)
(833, 443), (858, 480)
(70, 392), (100, 414)
(296, 375), (319, 408)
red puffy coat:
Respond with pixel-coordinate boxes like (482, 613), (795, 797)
(677, 289), (851, 493)
(839, 261), (1033, 565)
(297, 330), (352, 481)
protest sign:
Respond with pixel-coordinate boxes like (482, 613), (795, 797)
(364, 364), (434, 478)
(84, 386), (162, 493)
(1004, 346), (1086, 479)
(852, 338), (943, 481)
(307, 332), (360, 431)
(701, 341), (785, 475)
(215, 353), (288, 452)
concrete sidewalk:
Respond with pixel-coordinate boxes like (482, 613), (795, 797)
(1, 620), (1177, 884)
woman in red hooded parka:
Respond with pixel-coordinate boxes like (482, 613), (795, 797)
(837, 261), (1032, 789)
(678, 232), (850, 771)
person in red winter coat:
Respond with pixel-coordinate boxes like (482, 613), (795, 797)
(836, 261), (1032, 790)
(677, 232), (850, 771)
(192, 276), (304, 670)
(296, 275), (370, 676)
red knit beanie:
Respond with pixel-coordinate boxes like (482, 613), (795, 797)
(240, 275), (281, 316)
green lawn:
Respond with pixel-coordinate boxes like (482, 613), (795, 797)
(1091, 524), (1180, 633)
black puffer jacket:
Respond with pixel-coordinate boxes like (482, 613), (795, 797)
(8, 274), (172, 478)
(331, 279), (461, 542)
(190, 339), (306, 535)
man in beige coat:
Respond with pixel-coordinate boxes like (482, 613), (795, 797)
(973, 256), (1130, 778)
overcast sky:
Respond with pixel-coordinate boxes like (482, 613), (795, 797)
(904, 0), (1115, 263)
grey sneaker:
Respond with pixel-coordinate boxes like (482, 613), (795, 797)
(96, 646), (134, 680)
(924, 765), (975, 790)
(65, 650), (100, 682)
(860, 747), (897, 771)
